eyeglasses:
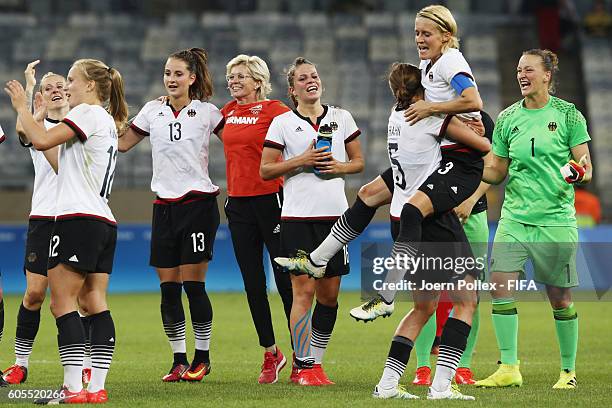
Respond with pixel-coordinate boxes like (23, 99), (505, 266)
(226, 74), (253, 82)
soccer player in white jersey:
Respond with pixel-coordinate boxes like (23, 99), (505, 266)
(5, 58), (128, 404)
(3, 61), (85, 386)
(119, 48), (223, 383)
(276, 4), (487, 317)
(372, 62), (481, 401)
(260, 57), (364, 386)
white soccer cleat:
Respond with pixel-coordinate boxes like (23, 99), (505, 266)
(372, 384), (419, 399)
(274, 250), (326, 279)
(349, 296), (394, 322)
(427, 384), (475, 400)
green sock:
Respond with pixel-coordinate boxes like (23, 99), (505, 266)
(459, 303), (480, 368)
(414, 314), (436, 369)
(553, 303), (578, 371)
(491, 298), (518, 365)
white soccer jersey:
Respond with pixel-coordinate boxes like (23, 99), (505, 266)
(58, 104), (118, 224)
(27, 118), (60, 219)
(264, 105), (360, 220)
(420, 48), (480, 146)
(131, 99), (223, 200)
(388, 108), (446, 219)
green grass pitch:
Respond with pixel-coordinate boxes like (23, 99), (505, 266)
(0, 292), (610, 406)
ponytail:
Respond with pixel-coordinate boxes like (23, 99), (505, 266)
(169, 47), (213, 101)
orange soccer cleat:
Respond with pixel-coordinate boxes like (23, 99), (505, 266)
(181, 362), (211, 382)
(2, 364), (27, 385)
(455, 367), (476, 385)
(412, 366), (432, 386)
(258, 348), (287, 384)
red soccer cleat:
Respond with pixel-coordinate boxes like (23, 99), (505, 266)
(162, 363), (189, 382)
(312, 364), (334, 385)
(412, 366), (432, 386)
(295, 368), (324, 386)
(181, 362), (211, 382)
(87, 389), (108, 403)
(3, 364), (27, 384)
(455, 367), (476, 385)
(82, 368), (92, 386)
(258, 348), (287, 384)
(34, 387), (88, 404)
(289, 353), (298, 383)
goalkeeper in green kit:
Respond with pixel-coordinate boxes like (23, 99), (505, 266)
(477, 49), (592, 390)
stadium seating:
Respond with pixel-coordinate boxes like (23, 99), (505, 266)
(0, 8), (509, 191)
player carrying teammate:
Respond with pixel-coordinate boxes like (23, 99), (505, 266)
(5, 57), (128, 403)
(475, 49), (591, 390)
(276, 4), (486, 320)
(372, 62), (480, 401)
(260, 57), (364, 385)
(119, 48), (223, 383)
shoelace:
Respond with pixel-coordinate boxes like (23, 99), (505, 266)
(262, 354), (276, 370)
(363, 297), (382, 311)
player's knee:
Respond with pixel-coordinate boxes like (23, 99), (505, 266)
(23, 288), (46, 309)
(413, 301), (436, 319)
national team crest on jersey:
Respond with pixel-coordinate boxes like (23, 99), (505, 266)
(548, 122), (557, 131)
(428, 71), (434, 81)
(330, 122), (338, 131)
(249, 104), (263, 115)
(158, 112), (164, 117)
(187, 109), (196, 117)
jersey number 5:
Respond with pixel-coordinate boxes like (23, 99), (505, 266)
(388, 143), (407, 189)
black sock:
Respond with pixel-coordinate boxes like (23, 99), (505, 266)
(330, 196), (377, 245)
(81, 315), (91, 365)
(89, 310), (115, 374)
(433, 317), (471, 390)
(160, 282), (188, 365)
(56, 311), (85, 375)
(380, 335), (413, 387)
(0, 299), (4, 342)
(397, 203), (423, 243)
(311, 302), (338, 364)
(15, 304), (41, 365)
(184, 281), (212, 365)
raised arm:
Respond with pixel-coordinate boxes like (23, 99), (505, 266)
(5, 80), (74, 151)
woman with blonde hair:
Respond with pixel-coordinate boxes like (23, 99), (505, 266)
(221, 54), (293, 383)
(5, 58), (128, 404)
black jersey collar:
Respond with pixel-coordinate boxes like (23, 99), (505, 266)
(293, 105), (328, 128)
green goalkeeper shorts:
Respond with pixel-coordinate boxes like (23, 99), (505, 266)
(490, 218), (578, 288)
(464, 210), (489, 280)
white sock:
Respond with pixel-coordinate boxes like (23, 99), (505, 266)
(431, 345), (463, 392)
(87, 368), (108, 393)
(378, 357), (404, 390)
(310, 234), (344, 266)
(63, 365), (83, 393)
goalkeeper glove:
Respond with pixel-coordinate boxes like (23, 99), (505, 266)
(560, 160), (586, 183)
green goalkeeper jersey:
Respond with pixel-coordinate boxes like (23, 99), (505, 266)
(492, 96), (590, 226)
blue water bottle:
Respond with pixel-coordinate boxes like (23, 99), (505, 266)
(314, 124), (333, 176)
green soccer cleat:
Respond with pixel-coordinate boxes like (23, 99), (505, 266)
(427, 384), (475, 400)
(552, 369), (577, 389)
(475, 361), (523, 388)
(349, 296), (394, 322)
(274, 250), (326, 279)
(372, 384), (419, 399)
